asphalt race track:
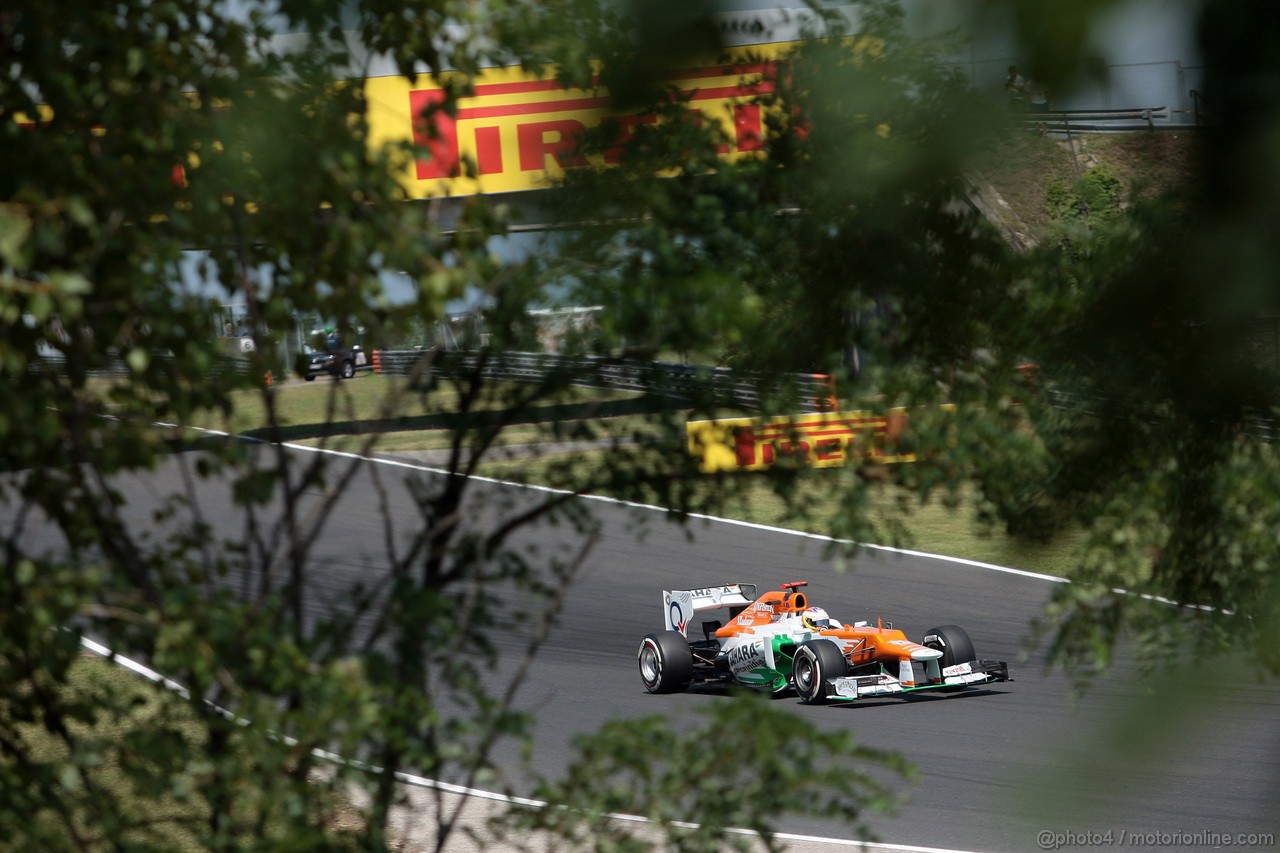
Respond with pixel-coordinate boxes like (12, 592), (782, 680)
(11, 445), (1280, 852)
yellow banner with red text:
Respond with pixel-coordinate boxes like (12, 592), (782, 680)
(686, 409), (920, 473)
(363, 43), (793, 198)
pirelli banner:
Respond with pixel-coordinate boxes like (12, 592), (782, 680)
(686, 410), (916, 473)
(363, 44), (790, 198)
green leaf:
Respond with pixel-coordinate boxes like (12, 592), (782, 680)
(0, 205), (31, 268)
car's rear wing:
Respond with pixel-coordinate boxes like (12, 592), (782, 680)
(663, 583), (758, 636)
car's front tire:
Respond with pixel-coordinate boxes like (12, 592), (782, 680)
(923, 624), (978, 692)
(638, 631), (693, 694)
(793, 639), (846, 705)
(922, 624), (976, 669)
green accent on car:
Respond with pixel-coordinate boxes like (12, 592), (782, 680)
(766, 637), (799, 691)
(737, 666), (786, 691)
(733, 638), (804, 693)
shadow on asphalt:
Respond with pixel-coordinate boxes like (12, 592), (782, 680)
(239, 394), (679, 444)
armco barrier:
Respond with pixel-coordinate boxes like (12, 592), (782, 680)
(372, 349), (835, 412)
(32, 352), (258, 380)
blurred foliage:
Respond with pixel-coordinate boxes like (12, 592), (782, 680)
(1001, 0), (1280, 682)
(0, 0), (629, 848)
(494, 697), (913, 853)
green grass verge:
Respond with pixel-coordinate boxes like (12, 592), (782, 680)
(186, 374), (653, 443)
(475, 450), (1083, 579)
(711, 481), (1080, 578)
(0, 657), (207, 850)
(0, 655), (363, 850)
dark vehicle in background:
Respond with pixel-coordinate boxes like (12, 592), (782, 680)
(303, 328), (373, 380)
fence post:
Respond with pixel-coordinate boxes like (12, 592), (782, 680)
(1175, 60), (1187, 120)
(372, 350), (382, 375)
(814, 374), (837, 411)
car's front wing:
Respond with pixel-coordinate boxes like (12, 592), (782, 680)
(827, 659), (1011, 701)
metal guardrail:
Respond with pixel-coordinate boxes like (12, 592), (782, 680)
(30, 347), (833, 409)
(1020, 105), (1170, 134)
(373, 349), (837, 413)
(32, 353), (261, 380)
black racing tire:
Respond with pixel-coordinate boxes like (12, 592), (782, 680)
(638, 632), (694, 694)
(304, 374), (316, 382)
(793, 639), (847, 705)
(339, 359), (356, 380)
(922, 624), (977, 669)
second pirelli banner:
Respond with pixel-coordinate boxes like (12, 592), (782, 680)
(686, 410), (918, 473)
(363, 44), (790, 198)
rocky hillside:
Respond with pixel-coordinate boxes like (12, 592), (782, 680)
(968, 129), (1200, 249)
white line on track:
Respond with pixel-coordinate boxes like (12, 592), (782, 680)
(278, 435), (1233, 613)
(272, 436), (1072, 584)
(144, 425), (1226, 849)
(125, 426), (1053, 850)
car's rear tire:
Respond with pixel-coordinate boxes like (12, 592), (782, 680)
(922, 624), (976, 668)
(340, 360), (356, 380)
(793, 639), (846, 705)
(304, 374), (315, 382)
(638, 632), (693, 694)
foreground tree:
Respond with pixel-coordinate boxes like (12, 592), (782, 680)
(0, 0), (925, 849)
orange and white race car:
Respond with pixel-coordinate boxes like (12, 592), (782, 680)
(637, 580), (1011, 703)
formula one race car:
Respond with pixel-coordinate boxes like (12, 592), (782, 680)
(637, 581), (1011, 703)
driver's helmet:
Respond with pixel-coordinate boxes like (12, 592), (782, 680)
(801, 606), (837, 631)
